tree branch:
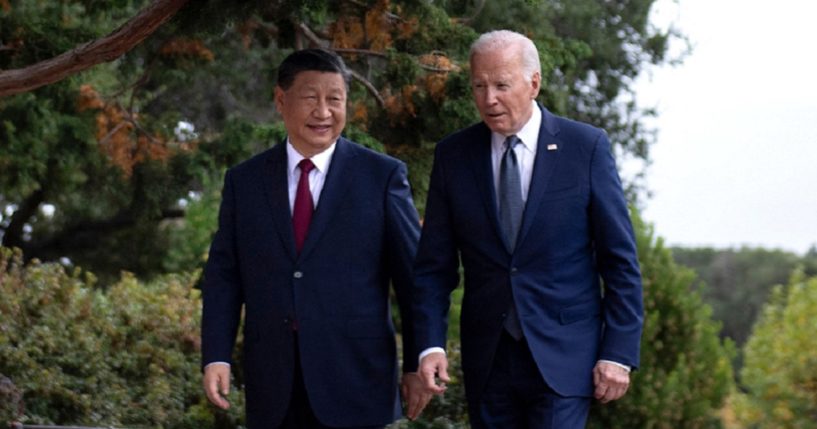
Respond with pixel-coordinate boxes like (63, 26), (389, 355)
(349, 69), (385, 108)
(297, 22), (330, 48)
(332, 48), (388, 58)
(0, 0), (190, 97)
(298, 22), (456, 74)
(23, 208), (185, 257)
(296, 22), (386, 108)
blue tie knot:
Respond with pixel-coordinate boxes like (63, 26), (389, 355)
(504, 135), (521, 152)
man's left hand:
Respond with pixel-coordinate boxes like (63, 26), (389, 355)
(401, 372), (434, 420)
(593, 361), (630, 403)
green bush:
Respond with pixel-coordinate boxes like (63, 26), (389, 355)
(0, 247), (244, 428)
(1, 211), (736, 428)
(587, 212), (735, 429)
(734, 273), (817, 428)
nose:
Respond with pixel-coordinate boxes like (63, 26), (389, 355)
(482, 87), (498, 105)
(313, 98), (331, 118)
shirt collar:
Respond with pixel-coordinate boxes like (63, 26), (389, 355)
(491, 101), (542, 152)
(286, 139), (337, 175)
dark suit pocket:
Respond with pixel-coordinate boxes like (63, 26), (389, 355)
(345, 318), (391, 338)
(559, 300), (601, 325)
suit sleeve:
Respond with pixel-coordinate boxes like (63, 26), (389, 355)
(201, 170), (244, 369)
(411, 143), (461, 353)
(588, 132), (644, 369)
(384, 162), (422, 373)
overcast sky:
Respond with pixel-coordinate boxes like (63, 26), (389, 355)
(634, 0), (817, 255)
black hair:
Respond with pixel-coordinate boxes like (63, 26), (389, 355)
(276, 48), (351, 90)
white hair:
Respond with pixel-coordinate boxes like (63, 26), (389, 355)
(469, 30), (541, 82)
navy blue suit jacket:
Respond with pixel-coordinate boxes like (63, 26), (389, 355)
(202, 138), (421, 428)
(413, 104), (643, 404)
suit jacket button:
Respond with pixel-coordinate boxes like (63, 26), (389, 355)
(510, 267), (518, 274)
(293, 271), (303, 279)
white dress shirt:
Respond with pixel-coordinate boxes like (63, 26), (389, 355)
(286, 140), (335, 212)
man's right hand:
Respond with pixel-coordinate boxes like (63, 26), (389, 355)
(203, 363), (231, 410)
(418, 352), (450, 395)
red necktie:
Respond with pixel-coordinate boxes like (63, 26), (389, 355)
(292, 159), (315, 253)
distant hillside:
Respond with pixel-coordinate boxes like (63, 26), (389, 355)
(670, 245), (817, 347)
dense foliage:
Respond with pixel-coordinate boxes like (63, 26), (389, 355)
(1, 213), (736, 428)
(0, 247), (244, 428)
(1, 0), (679, 281)
(733, 273), (817, 428)
(587, 213), (734, 428)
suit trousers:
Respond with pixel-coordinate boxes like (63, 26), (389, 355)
(468, 332), (591, 429)
(277, 334), (385, 429)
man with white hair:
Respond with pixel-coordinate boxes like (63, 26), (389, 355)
(412, 30), (644, 428)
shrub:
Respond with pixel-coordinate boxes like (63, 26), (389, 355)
(733, 273), (817, 428)
(1, 210), (736, 428)
(0, 247), (244, 428)
(587, 212), (735, 429)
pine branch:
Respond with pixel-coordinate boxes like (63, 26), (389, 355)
(296, 22), (386, 108)
(0, 0), (190, 97)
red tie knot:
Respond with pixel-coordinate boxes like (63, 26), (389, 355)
(299, 158), (315, 175)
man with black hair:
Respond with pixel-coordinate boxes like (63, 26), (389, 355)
(201, 49), (430, 429)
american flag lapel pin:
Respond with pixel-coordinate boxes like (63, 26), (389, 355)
(547, 144), (558, 151)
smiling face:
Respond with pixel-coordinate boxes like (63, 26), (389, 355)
(275, 70), (347, 157)
(470, 45), (540, 136)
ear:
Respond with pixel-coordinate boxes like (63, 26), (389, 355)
(530, 72), (541, 99)
(274, 86), (285, 112)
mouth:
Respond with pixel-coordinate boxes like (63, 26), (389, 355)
(486, 112), (505, 119)
(308, 124), (333, 133)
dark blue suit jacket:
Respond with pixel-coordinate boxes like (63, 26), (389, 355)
(202, 138), (421, 428)
(413, 104), (643, 404)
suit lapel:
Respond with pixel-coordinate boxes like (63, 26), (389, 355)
(263, 142), (298, 262)
(468, 125), (510, 252)
(297, 138), (356, 261)
(517, 105), (561, 249)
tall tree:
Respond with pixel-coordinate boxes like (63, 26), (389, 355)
(734, 273), (817, 428)
(1, 0), (680, 280)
